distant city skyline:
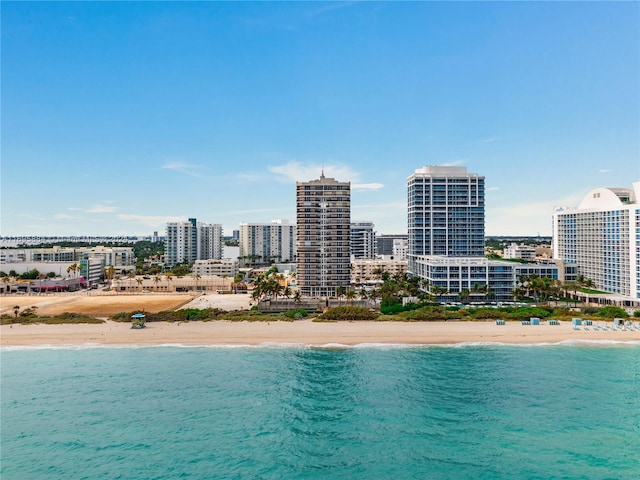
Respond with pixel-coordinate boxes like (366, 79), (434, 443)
(2, 2), (638, 237)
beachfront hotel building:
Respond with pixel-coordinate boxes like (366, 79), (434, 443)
(350, 222), (376, 259)
(407, 166), (559, 302)
(552, 182), (640, 304)
(238, 220), (296, 267)
(296, 173), (351, 297)
(165, 219), (223, 268)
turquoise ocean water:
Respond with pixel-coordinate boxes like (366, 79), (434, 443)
(2, 343), (639, 479)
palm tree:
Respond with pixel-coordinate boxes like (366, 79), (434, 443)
(458, 288), (470, 305)
(194, 273), (202, 292)
(165, 272), (174, 291)
(127, 272), (136, 292)
(153, 275), (161, 291)
(67, 262), (82, 289)
(1, 276), (10, 293)
(369, 288), (380, 308)
(104, 266), (116, 289)
(293, 290), (302, 305)
(335, 286), (346, 304)
(283, 285), (292, 301)
(136, 277), (143, 293)
(345, 289), (356, 305)
(13, 305), (20, 318)
(359, 287), (369, 305)
(372, 267), (384, 283)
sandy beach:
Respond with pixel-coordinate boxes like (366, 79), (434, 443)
(0, 291), (251, 317)
(2, 319), (639, 347)
(2, 292), (639, 347)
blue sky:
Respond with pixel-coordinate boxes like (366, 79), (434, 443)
(2, 1), (638, 237)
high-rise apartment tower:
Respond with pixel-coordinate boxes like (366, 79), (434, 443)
(407, 166), (485, 260)
(239, 219), (296, 266)
(350, 222), (376, 259)
(165, 219), (223, 268)
(296, 173), (351, 297)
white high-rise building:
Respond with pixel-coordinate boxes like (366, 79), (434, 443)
(351, 222), (376, 259)
(407, 165), (560, 302)
(198, 223), (224, 261)
(165, 218), (223, 268)
(407, 166), (485, 260)
(238, 219), (296, 266)
(553, 182), (639, 301)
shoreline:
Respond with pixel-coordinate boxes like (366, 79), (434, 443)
(2, 319), (639, 347)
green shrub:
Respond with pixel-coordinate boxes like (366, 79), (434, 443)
(503, 307), (552, 320)
(596, 306), (627, 319)
(318, 306), (378, 321)
(381, 303), (408, 315)
(381, 302), (436, 315)
(2, 312), (104, 325)
(399, 306), (456, 321)
(380, 297), (401, 308)
(634, 310), (640, 318)
(110, 312), (130, 322)
(550, 307), (575, 317)
(465, 307), (500, 319)
(284, 308), (308, 319)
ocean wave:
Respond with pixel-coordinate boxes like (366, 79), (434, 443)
(2, 339), (639, 352)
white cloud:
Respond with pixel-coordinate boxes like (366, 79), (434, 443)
(162, 161), (206, 178)
(269, 160), (359, 183)
(15, 213), (47, 220)
(85, 204), (117, 213)
(486, 187), (500, 192)
(53, 213), (77, 220)
(440, 160), (465, 167)
(599, 169), (612, 173)
(69, 202), (117, 214)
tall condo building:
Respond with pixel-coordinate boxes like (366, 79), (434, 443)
(165, 219), (223, 268)
(552, 182), (639, 301)
(351, 222), (377, 259)
(407, 166), (485, 260)
(296, 173), (351, 297)
(407, 166), (562, 302)
(239, 219), (296, 266)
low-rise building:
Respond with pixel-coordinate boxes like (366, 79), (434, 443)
(411, 255), (559, 302)
(503, 243), (536, 261)
(351, 258), (408, 285)
(111, 274), (233, 293)
(192, 259), (239, 277)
